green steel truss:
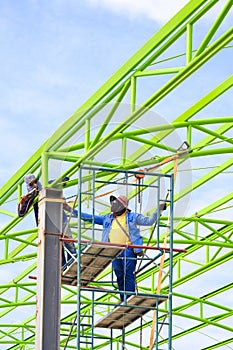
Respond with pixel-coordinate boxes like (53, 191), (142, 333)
(0, 0), (232, 348)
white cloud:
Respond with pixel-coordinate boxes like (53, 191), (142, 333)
(86, 0), (233, 25)
(86, 0), (189, 23)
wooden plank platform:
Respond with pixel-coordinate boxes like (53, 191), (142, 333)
(95, 294), (167, 329)
(61, 244), (124, 286)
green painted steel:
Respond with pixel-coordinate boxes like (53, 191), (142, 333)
(0, 0), (232, 348)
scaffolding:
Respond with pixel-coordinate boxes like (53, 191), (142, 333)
(60, 166), (177, 350)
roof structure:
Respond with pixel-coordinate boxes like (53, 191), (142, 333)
(0, 0), (232, 348)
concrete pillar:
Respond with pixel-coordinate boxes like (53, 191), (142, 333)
(35, 187), (64, 350)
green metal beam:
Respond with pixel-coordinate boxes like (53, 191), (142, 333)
(0, 0), (232, 348)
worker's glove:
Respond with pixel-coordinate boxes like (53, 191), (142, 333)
(159, 202), (167, 211)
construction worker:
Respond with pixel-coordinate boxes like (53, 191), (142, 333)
(74, 195), (167, 302)
(18, 174), (42, 225)
(18, 175), (76, 268)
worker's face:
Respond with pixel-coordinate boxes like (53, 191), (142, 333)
(29, 179), (37, 187)
(110, 199), (125, 213)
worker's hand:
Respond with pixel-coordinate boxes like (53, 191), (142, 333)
(159, 202), (167, 211)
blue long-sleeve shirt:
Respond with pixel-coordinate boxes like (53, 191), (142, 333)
(73, 209), (159, 252)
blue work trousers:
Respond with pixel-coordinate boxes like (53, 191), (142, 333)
(112, 248), (137, 301)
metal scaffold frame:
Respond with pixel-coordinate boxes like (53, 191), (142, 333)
(61, 166), (175, 350)
(0, 0), (232, 348)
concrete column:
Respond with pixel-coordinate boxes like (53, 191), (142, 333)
(35, 187), (64, 350)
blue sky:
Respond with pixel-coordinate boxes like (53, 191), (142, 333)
(0, 0), (232, 188)
(0, 0), (193, 186)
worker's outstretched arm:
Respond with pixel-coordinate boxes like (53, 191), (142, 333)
(72, 209), (104, 226)
(135, 202), (167, 226)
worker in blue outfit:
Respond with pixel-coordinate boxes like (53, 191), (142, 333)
(73, 195), (167, 302)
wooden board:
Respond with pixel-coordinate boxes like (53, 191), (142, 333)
(95, 294), (167, 329)
(61, 244), (124, 286)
